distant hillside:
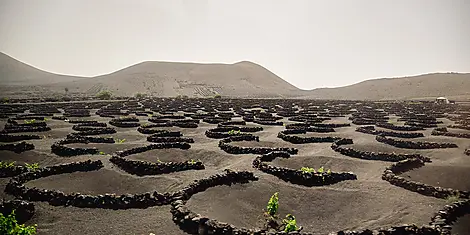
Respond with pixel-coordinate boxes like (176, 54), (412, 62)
(44, 60), (301, 98)
(0, 52), (301, 98)
(0, 52), (84, 85)
(1, 51), (469, 100)
(302, 73), (470, 100)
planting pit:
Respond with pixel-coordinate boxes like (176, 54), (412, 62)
(184, 177), (445, 234)
(400, 164), (470, 191)
(25, 167), (183, 195)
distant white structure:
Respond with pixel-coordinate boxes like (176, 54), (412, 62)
(435, 97), (450, 104)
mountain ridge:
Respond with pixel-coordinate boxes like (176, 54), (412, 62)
(1, 51), (469, 100)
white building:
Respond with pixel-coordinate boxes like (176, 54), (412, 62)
(435, 97), (450, 104)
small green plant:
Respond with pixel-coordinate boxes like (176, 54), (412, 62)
(283, 214), (299, 232)
(156, 159), (162, 163)
(300, 167), (315, 174)
(134, 93), (146, 99)
(43, 118), (50, 121)
(99, 151), (106, 155)
(266, 192), (279, 217)
(23, 119), (36, 124)
(96, 90), (112, 100)
(25, 163), (39, 171)
(0, 210), (37, 235)
(187, 159), (201, 165)
(1, 97), (9, 104)
(445, 193), (462, 204)
(116, 138), (126, 144)
(227, 130), (241, 135)
(0, 161), (15, 169)
(263, 192), (301, 232)
(300, 166), (331, 174)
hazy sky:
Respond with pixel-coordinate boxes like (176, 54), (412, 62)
(0, 0), (469, 89)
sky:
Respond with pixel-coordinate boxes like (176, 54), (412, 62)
(0, 0), (469, 89)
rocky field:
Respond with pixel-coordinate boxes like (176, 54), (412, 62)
(0, 98), (469, 235)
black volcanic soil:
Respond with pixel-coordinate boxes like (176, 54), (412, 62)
(0, 99), (469, 235)
(400, 164), (470, 191)
(25, 168), (184, 195)
(453, 215), (470, 235)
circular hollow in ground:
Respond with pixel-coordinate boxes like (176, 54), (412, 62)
(25, 168), (184, 195)
(185, 179), (445, 234)
(400, 164), (470, 191)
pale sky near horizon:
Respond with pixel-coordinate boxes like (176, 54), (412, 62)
(0, 0), (469, 89)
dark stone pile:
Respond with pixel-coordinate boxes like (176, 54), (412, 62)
(430, 199), (470, 234)
(375, 122), (424, 131)
(0, 134), (41, 142)
(52, 116), (66, 120)
(137, 125), (177, 134)
(5, 160), (174, 209)
(72, 122), (107, 130)
(356, 126), (424, 138)
(351, 118), (380, 125)
(109, 117), (141, 128)
(64, 109), (91, 117)
(465, 148), (470, 156)
(68, 120), (99, 124)
(171, 120), (199, 128)
(96, 107), (129, 118)
(219, 135), (298, 155)
(147, 136), (194, 143)
(110, 156), (204, 176)
(277, 131), (341, 144)
(216, 125), (264, 133)
(73, 127), (117, 135)
(205, 126), (263, 139)
(0, 164), (28, 178)
(252, 151), (357, 187)
(0, 141), (35, 153)
(404, 121), (438, 128)
(203, 117), (230, 124)
(331, 138), (431, 162)
(1, 121), (51, 133)
(448, 125), (470, 131)
(0, 200), (35, 224)
(143, 121), (173, 127)
(376, 135), (458, 149)
(382, 159), (470, 199)
(219, 120), (246, 126)
(11, 115), (47, 121)
(116, 143), (191, 157)
(145, 130), (183, 137)
(7, 119), (47, 126)
(312, 123), (350, 128)
(51, 135), (114, 157)
(147, 117), (199, 128)
(285, 123), (335, 133)
(252, 119), (283, 126)
(288, 116), (331, 123)
(432, 128), (470, 139)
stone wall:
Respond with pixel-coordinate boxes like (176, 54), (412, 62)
(376, 135), (458, 149)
